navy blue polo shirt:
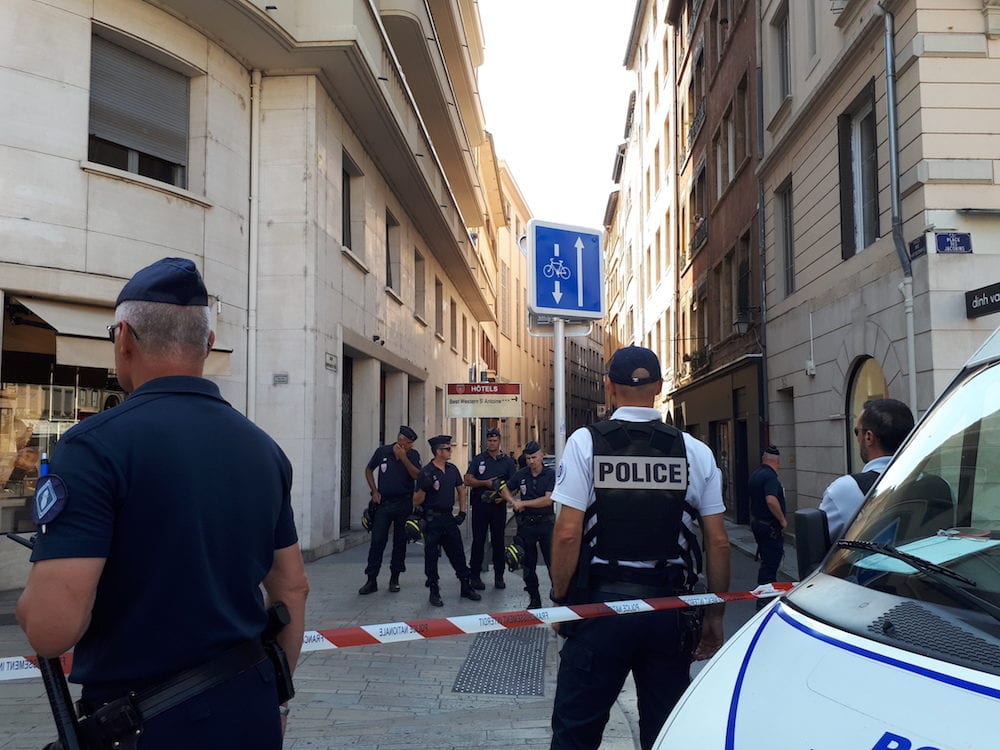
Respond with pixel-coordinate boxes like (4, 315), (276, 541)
(748, 464), (785, 521)
(466, 450), (516, 502)
(418, 462), (463, 512)
(366, 444), (421, 497)
(509, 466), (556, 516)
(30, 376), (297, 688)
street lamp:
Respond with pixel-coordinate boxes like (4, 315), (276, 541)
(733, 307), (760, 337)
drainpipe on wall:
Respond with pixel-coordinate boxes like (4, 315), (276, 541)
(247, 69), (262, 420)
(876, 2), (918, 415)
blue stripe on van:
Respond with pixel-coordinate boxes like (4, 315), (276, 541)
(725, 603), (1000, 749)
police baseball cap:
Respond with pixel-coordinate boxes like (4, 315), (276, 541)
(524, 440), (541, 455)
(116, 257), (209, 307)
(398, 426), (418, 441)
(485, 428), (501, 438)
(607, 346), (662, 386)
(764, 445), (780, 456)
(428, 435), (453, 450)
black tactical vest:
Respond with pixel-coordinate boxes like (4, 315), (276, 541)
(583, 419), (702, 581)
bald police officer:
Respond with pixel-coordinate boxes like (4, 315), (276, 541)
(414, 435), (482, 607)
(464, 427), (517, 590)
(359, 426), (421, 595)
(17, 258), (309, 749)
(548, 346), (731, 750)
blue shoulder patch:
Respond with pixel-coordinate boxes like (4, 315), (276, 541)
(32, 475), (69, 527)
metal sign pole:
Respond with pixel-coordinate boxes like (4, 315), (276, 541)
(553, 317), (566, 468)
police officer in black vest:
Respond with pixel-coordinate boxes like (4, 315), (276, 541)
(548, 346), (731, 750)
(500, 440), (555, 610)
(359, 426), (422, 595)
(464, 427), (517, 590)
(414, 435), (482, 607)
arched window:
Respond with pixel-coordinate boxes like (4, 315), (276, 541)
(846, 357), (887, 472)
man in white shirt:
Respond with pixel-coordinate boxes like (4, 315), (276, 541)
(820, 398), (914, 542)
(548, 346), (731, 750)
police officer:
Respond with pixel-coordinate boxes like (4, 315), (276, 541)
(500, 440), (556, 610)
(748, 445), (787, 591)
(17, 258), (309, 749)
(414, 435), (482, 607)
(359, 426), (422, 595)
(548, 346), (731, 750)
(464, 427), (517, 589)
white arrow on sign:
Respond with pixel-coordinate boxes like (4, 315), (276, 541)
(575, 237), (584, 306)
(551, 242), (562, 303)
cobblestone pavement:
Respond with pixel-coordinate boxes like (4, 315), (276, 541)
(0, 519), (788, 748)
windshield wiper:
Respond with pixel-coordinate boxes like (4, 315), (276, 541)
(836, 539), (1000, 625)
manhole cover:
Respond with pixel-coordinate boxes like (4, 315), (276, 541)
(452, 627), (548, 696)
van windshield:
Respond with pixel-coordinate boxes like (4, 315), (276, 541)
(824, 360), (1000, 624)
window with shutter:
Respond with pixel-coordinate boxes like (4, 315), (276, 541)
(88, 35), (189, 188)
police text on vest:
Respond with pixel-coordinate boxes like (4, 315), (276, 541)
(593, 456), (688, 490)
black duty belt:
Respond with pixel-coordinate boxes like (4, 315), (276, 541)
(380, 494), (413, 502)
(78, 639), (267, 722)
(590, 564), (687, 590)
(517, 513), (554, 525)
(423, 509), (453, 519)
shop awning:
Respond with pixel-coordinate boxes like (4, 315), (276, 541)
(10, 297), (232, 375)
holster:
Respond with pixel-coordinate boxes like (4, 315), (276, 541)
(263, 603), (295, 704)
(77, 695), (142, 750)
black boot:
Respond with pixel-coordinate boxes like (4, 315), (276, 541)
(460, 578), (482, 601)
(358, 576), (378, 595)
(494, 574), (506, 589)
(429, 584), (443, 607)
(469, 576), (486, 590)
(527, 590), (541, 609)
(388, 573), (400, 593)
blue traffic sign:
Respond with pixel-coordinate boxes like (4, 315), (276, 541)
(527, 219), (604, 319)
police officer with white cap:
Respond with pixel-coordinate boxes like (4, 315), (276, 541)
(17, 257), (309, 749)
(548, 345), (731, 750)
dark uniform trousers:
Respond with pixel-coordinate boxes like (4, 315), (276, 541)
(423, 512), (472, 584)
(751, 518), (783, 586)
(515, 514), (554, 593)
(551, 572), (697, 750)
(365, 494), (413, 578)
(79, 659), (281, 750)
(469, 498), (507, 577)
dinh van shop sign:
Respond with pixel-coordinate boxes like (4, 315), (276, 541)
(966, 281), (1000, 319)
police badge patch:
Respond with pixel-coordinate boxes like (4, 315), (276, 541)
(32, 475), (69, 528)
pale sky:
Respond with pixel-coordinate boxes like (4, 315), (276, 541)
(477, 1), (637, 230)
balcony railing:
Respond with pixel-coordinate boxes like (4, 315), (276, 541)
(687, 99), (706, 147)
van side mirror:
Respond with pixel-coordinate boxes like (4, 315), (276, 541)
(794, 508), (831, 578)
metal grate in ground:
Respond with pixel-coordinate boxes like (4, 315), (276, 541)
(452, 626), (548, 696)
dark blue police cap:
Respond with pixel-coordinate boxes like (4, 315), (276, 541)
(764, 445), (780, 456)
(485, 428), (501, 438)
(524, 440), (541, 455)
(115, 257), (209, 308)
(428, 435), (453, 450)
(607, 346), (662, 386)
(398, 426), (418, 441)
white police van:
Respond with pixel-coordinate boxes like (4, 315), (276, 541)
(654, 327), (1000, 750)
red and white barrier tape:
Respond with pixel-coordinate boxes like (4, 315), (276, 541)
(0, 583), (794, 682)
